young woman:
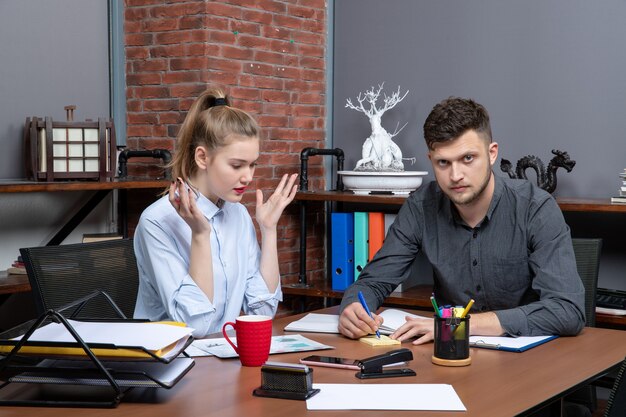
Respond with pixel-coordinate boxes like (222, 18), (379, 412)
(133, 88), (298, 337)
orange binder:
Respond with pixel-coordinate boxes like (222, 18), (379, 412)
(368, 212), (385, 261)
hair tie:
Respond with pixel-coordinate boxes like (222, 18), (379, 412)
(213, 97), (227, 107)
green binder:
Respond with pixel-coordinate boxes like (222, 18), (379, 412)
(354, 212), (369, 280)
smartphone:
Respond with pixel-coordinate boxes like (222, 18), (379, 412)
(173, 182), (200, 200)
(299, 355), (360, 370)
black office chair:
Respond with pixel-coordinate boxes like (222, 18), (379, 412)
(20, 238), (139, 319)
(564, 238), (603, 417)
(604, 356), (626, 417)
(571, 238), (603, 327)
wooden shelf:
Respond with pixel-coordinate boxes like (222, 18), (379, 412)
(596, 313), (626, 329)
(0, 178), (170, 193)
(296, 191), (626, 212)
(556, 197), (626, 213)
(295, 190), (408, 205)
(0, 272), (31, 295)
(284, 283), (436, 310)
(0, 178), (170, 245)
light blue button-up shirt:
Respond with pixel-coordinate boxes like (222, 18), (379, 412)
(133, 193), (282, 338)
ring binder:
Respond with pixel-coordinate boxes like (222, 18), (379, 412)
(0, 291), (194, 408)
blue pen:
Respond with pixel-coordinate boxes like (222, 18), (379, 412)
(358, 291), (381, 339)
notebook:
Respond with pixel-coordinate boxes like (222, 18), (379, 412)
(469, 335), (558, 352)
(284, 313), (340, 333)
(283, 309), (432, 335)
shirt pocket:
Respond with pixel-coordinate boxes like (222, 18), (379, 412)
(490, 256), (531, 293)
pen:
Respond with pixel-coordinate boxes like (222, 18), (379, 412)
(430, 294), (441, 317)
(460, 299), (475, 318)
(358, 291), (381, 339)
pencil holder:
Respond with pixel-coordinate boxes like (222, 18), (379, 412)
(432, 315), (471, 367)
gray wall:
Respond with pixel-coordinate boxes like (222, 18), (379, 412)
(333, 0), (626, 290)
(0, 0), (110, 179)
(333, 0), (626, 199)
(0, 0), (114, 270)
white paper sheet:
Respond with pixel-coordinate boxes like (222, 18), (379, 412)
(306, 383), (466, 411)
(283, 313), (340, 333)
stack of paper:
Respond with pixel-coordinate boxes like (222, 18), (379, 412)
(2, 320), (193, 360)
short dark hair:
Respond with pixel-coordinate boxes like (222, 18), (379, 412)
(423, 97), (492, 150)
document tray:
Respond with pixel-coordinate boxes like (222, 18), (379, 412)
(0, 292), (195, 407)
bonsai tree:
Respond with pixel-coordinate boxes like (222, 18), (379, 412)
(345, 83), (411, 171)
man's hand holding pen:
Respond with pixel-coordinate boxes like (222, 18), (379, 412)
(338, 302), (383, 339)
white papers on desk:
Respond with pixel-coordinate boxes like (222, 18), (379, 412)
(283, 313), (340, 333)
(188, 334), (333, 358)
(306, 383), (466, 411)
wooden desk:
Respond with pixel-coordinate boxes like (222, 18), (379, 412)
(1, 307), (625, 417)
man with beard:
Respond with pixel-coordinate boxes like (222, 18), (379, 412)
(338, 97), (585, 344)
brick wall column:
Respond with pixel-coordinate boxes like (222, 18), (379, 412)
(124, 0), (328, 286)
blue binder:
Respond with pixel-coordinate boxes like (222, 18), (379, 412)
(331, 212), (354, 290)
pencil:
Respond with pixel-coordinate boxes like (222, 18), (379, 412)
(460, 299), (475, 318)
(430, 294), (442, 318)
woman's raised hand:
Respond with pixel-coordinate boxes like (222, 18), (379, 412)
(255, 173), (298, 231)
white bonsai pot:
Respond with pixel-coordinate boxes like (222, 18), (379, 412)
(338, 171), (428, 195)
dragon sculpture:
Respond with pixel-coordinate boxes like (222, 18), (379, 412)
(500, 149), (576, 194)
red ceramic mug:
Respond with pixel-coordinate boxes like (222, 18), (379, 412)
(222, 315), (272, 366)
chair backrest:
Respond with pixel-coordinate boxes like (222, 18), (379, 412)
(605, 356), (626, 417)
(571, 238), (602, 327)
(20, 238), (139, 319)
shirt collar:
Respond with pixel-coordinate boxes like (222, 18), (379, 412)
(194, 192), (224, 220)
(185, 180), (225, 220)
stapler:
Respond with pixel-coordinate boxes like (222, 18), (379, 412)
(355, 348), (416, 379)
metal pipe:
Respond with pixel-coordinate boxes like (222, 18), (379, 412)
(117, 149), (172, 179)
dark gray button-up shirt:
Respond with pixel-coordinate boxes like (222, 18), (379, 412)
(340, 174), (585, 336)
